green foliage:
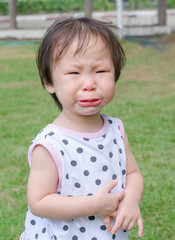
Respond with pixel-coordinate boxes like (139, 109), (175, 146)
(0, 0), (175, 16)
(0, 1), (8, 15)
(93, 0), (115, 11)
(127, 0), (175, 10)
(167, 0), (175, 7)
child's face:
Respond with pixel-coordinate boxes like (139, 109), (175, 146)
(46, 36), (115, 118)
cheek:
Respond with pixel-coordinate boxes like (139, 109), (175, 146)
(106, 81), (116, 97)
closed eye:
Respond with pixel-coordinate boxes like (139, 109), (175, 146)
(96, 70), (106, 73)
(69, 72), (79, 75)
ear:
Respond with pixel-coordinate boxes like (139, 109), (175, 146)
(44, 82), (55, 94)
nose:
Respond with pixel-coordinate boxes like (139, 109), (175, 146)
(82, 75), (96, 91)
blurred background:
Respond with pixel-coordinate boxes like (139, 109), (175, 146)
(0, 0), (175, 38)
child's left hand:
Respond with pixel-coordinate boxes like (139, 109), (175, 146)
(104, 191), (143, 238)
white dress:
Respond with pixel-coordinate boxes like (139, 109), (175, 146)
(20, 114), (128, 240)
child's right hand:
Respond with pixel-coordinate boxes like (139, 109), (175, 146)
(92, 180), (125, 225)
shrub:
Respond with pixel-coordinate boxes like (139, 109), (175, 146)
(0, 0), (174, 16)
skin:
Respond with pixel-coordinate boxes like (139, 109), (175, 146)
(27, 36), (144, 237)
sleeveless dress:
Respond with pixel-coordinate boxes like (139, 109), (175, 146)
(20, 114), (128, 240)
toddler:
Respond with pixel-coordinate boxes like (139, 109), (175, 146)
(20, 17), (144, 240)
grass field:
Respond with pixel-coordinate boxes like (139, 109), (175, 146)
(0, 37), (174, 240)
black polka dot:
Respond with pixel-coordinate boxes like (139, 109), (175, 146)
(122, 169), (126, 175)
(92, 238), (97, 240)
(30, 220), (36, 225)
(112, 174), (117, 180)
(113, 138), (117, 144)
(66, 173), (69, 179)
(63, 225), (69, 231)
(87, 193), (93, 196)
(119, 161), (121, 166)
(103, 134), (106, 138)
(77, 147), (83, 153)
(51, 235), (57, 240)
(75, 182), (81, 188)
(112, 234), (116, 239)
(48, 131), (54, 136)
(122, 183), (124, 189)
(100, 225), (106, 231)
(72, 236), (78, 240)
(79, 227), (86, 233)
(90, 156), (97, 162)
(62, 139), (68, 145)
(98, 144), (104, 150)
(84, 170), (89, 176)
(60, 150), (64, 156)
(123, 230), (127, 232)
(42, 228), (46, 233)
(118, 125), (120, 130)
(71, 160), (77, 166)
(108, 119), (113, 124)
(95, 179), (101, 185)
(83, 138), (89, 141)
(119, 148), (122, 153)
(35, 234), (38, 239)
(102, 165), (108, 171)
(109, 152), (113, 158)
(88, 215), (95, 221)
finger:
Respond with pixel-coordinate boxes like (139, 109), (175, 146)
(137, 216), (143, 237)
(104, 180), (118, 193)
(120, 217), (131, 231)
(111, 214), (124, 234)
(103, 216), (112, 232)
(127, 219), (136, 231)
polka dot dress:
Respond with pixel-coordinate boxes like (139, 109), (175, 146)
(21, 115), (128, 240)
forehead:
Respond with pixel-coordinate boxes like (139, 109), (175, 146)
(68, 36), (107, 56)
(54, 34), (111, 62)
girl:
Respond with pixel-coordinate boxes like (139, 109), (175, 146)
(21, 17), (144, 240)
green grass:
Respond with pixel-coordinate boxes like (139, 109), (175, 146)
(0, 39), (174, 240)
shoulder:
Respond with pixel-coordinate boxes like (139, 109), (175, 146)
(103, 114), (125, 139)
(28, 125), (61, 167)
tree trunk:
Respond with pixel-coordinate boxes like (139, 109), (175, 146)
(84, 0), (93, 18)
(134, 0), (139, 9)
(158, 0), (167, 25)
(9, 0), (17, 29)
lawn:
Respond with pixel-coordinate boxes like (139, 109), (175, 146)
(0, 37), (174, 240)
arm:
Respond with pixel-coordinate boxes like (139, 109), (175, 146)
(107, 135), (144, 237)
(27, 145), (124, 220)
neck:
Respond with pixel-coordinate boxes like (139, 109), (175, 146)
(53, 111), (104, 133)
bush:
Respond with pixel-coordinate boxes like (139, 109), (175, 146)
(167, 0), (175, 8)
(0, 0), (175, 16)
(0, 0), (85, 15)
(0, 1), (8, 15)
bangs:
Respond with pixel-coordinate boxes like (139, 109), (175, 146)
(53, 19), (111, 62)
